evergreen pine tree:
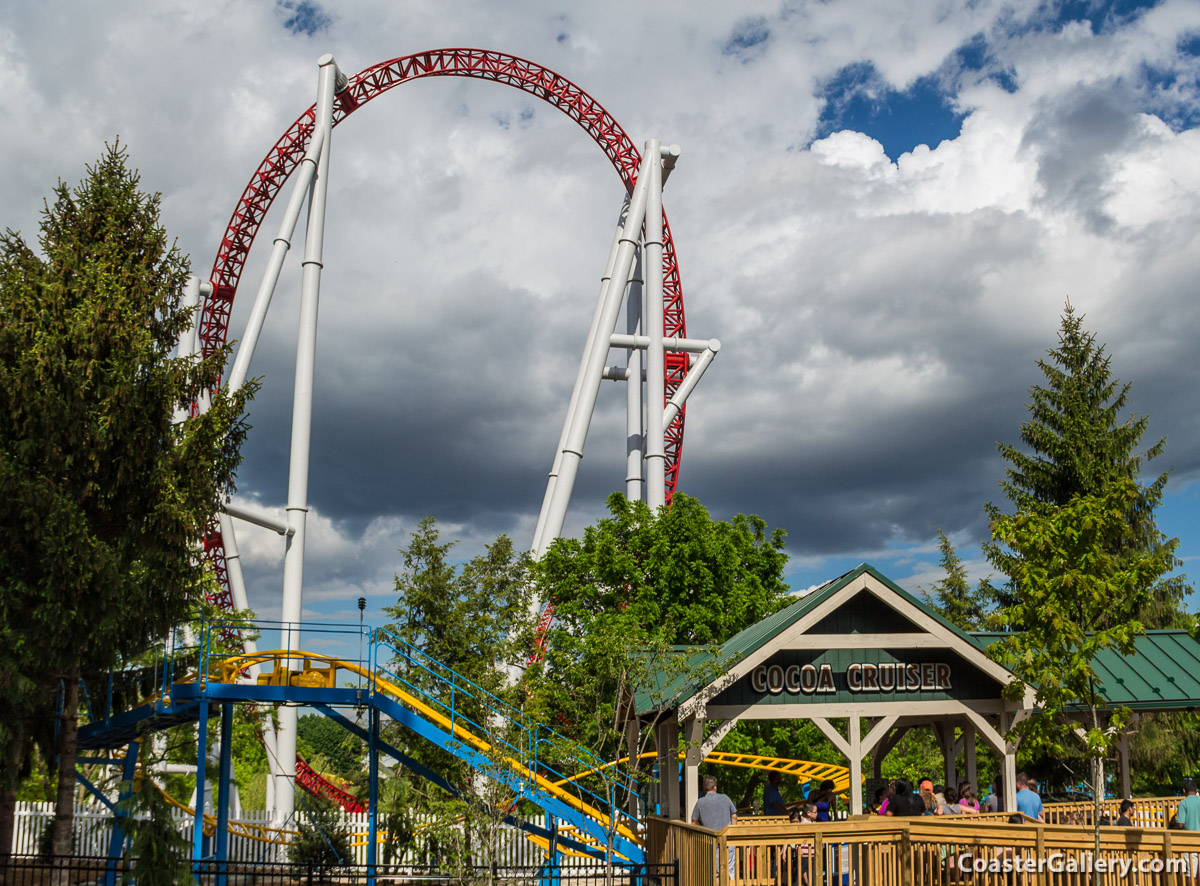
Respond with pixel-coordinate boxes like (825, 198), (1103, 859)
(984, 303), (1185, 627)
(923, 530), (989, 631)
(0, 144), (254, 861)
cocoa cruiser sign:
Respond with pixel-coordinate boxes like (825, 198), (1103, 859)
(750, 661), (953, 696)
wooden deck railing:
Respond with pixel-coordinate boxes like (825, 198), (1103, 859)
(644, 815), (719, 884)
(646, 814), (1200, 885)
(1042, 795), (1181, 828)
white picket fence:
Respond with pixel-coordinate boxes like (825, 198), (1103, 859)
(9, 802), (583, 867)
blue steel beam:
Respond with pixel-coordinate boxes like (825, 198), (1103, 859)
(310, 706), (620, 862)
(369, 694), (642, 861)
(81, 650), (643, 863)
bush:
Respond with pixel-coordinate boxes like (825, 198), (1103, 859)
(287, 798), (352, 868)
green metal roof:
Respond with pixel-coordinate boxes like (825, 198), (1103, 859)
(633, 561), (1200, 717)
(971, 630), (1200, 712)
(634, 562), (990, 715)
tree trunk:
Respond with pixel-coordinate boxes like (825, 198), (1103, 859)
(52, 671), (80, 877)
(0, 725), (26, 864)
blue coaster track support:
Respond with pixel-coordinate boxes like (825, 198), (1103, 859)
(77, 618), (646, 869)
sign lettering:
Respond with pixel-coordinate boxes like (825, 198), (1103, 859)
(750, 661), (953, 696)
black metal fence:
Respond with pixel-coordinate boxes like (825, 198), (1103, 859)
(0, 856), (678, 885)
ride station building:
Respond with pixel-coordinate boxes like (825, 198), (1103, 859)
(637, 564), (1200, 818)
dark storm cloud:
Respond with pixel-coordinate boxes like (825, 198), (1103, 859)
(1022, 83), (1141, 233)
(5, 0), (1200, 603)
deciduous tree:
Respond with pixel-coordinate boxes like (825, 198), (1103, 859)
(527, 492), (790, 848)
(380, 519), (535, 872)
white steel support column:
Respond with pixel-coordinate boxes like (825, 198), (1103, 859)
(174, 277), (209, 422)
(537, 147), (657, 556)
(178, 277), (203, 360)
(217, 510), (282, 809)
(625, 252), (644, 501)
(226, 111), (331, 397)
(642, 139), (667, 510)
(532, 199), (629, 558)
(275, 53), (341, 826)
(662, 341), (719, 430)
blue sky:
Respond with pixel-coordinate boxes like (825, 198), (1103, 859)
(2, 0), (1200, 632)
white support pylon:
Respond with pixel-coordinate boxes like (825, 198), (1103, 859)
(532, 199), (630, 558)
(274, 52), (343, 827)
(532, 140), (721, 557)
(624, 252), (644, 502)
(534, 144), (656, 557)
(642, 139), (667, 511)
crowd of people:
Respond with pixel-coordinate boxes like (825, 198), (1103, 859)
(688, 773), (1199, 885)
(866, 775), (1002, 818)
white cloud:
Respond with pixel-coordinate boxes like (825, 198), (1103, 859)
(5, 0), (1200, 604)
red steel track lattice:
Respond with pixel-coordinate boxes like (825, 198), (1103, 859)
(197, 52), (689, 798)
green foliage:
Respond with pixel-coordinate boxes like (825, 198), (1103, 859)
(984, 303), (1185, 628)
(119, 780), (195, 886)
(384, 518), (533, 708)
(1127, 712), (1200, 793)
(527, 493), (790, 805)
(0, 143), (254, 849)
(988, 482), (1177, 783)
(382, 520), (533, 777)
(538, 493), (789, 648)
(298, 715), (364, 781)
(922, 530), (991, 631)
(380, 519), (534, 871)
(288, 796), (352, 868)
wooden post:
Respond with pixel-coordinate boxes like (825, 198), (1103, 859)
(1116, 726), (1131, 799)
(936, 722), (956, 787)
(718, 832), (729, 886)
(1003, 748), (1018, 813)
(664, 718), (681, 820)
(965, 728), (978, 788)
(625, 716), (641, 817)
(684, 716), (704, 824)
(849, 716), (863, 815)
(813, 830), (824, 886)
(899, 822), (913, 886)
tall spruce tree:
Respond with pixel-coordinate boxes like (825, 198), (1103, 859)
(923, 530), (989, 631)
(0, 144), (253, 864)
(984, 302), (1185, 628)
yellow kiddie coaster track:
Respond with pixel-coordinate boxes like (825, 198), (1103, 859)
(119, 645), (850, 857)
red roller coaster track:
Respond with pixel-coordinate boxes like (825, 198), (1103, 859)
(197, 49), (689, 806)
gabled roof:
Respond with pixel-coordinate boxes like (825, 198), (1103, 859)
(635, 562), (1016, 716)
(971, 630), (1200, 712)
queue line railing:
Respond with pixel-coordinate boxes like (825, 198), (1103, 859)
(1042, 795), (1181, 828)
(647, 814), (1200, 886)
